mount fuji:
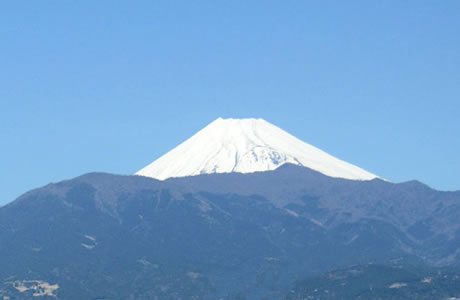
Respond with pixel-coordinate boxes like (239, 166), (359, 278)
(2, 118), (460, 299)
(136, 117), (378, 181)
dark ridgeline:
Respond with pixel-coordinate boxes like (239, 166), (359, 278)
(0, 164), (459, 299)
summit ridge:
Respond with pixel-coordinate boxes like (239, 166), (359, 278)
(136, 118), (378, 181)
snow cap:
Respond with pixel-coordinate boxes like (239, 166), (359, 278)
(136, 118), (378, 181)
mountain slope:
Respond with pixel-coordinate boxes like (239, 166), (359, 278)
(1, 166), (459, 299)
(286, 263), (460, 300)
(136, 118), (378, 181)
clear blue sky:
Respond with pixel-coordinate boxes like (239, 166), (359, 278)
(1, 1), (459, 205)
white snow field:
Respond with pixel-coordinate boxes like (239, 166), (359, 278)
(136, 118), (378, 181)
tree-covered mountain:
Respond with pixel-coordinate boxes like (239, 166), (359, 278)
(286, 262), (460, 300)
(0, 164), (459, 299)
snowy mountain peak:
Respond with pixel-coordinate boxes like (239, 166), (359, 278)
(136, 118), (378, 181)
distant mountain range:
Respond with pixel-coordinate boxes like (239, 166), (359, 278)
(1, 165), (459, 299)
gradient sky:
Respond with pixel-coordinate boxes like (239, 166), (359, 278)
(1, 1), (459, 205)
